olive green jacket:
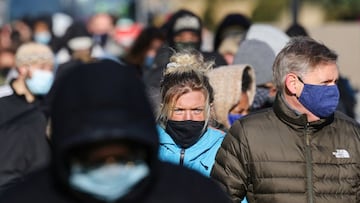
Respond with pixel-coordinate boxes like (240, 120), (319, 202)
(211, 94), (360, 203)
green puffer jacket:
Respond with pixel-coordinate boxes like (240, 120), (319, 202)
(211, 94), (360, 203)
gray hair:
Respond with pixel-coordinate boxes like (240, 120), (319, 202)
(272, 36), (338, 90)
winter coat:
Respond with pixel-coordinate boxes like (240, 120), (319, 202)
(0, 84), (51, 194)
(211, 93), (360, 203)
(0, 59), (230, 203)
(158, 125), (225, 177)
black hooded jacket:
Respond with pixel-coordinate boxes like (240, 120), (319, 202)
(0, 59), (230, 203)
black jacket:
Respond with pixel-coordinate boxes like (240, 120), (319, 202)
(0, 84), (51, 193)
(211, 93), (360, 203)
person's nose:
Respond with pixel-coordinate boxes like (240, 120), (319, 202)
(184, 110), (193, 120)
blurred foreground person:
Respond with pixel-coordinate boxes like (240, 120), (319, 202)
(0, 42), (53, 193)
(211, 36), (360, 202)
(0, 59), (230, 203)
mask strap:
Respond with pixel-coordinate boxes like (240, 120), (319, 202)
(293, 75), (304, 98)
(297, 76), (304, 84)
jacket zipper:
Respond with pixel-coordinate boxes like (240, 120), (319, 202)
(305, 123), (314, 203)
(180, 148), (185, 166)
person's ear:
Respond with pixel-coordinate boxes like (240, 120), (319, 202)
(285, 73), (298, 96)
(16, 66), (29, 79)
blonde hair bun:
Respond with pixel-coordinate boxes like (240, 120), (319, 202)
(164, 50), (214, 75)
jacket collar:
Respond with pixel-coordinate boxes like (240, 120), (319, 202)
(273, 93), (333, 132)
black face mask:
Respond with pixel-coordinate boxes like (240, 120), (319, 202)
(174, 41), (201, 51)
(165, 120), (206, 149)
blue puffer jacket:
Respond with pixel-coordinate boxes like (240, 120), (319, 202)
(157, 125), (225, 177)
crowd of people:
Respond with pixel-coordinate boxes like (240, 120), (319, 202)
(0, 8), (359, 203)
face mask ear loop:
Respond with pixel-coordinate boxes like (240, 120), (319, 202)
(295, 75), (305, 99)
(297, 76), (304, 84)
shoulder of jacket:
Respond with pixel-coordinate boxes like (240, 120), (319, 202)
(208, 126), (226, 135)
(333, 111), (360, 128)
(0, 84), (14, 98)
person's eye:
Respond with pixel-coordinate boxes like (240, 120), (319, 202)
(192, 109), (204, 115)
(173, 109), (184, 115)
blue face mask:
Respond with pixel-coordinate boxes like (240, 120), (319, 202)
(34, 32), (51, 44)
(298, 81), (339, 118)
(25, 69), (54, 95)
(69, 161), (150, 202)
(228, 113), (245, 125)
(143, 56), (155, 68)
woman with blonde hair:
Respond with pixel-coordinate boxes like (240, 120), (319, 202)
(157, 50), (225, 177)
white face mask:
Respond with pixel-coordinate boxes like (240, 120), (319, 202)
(69, 161), (150, 202)
(25, 69), (54, 95)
